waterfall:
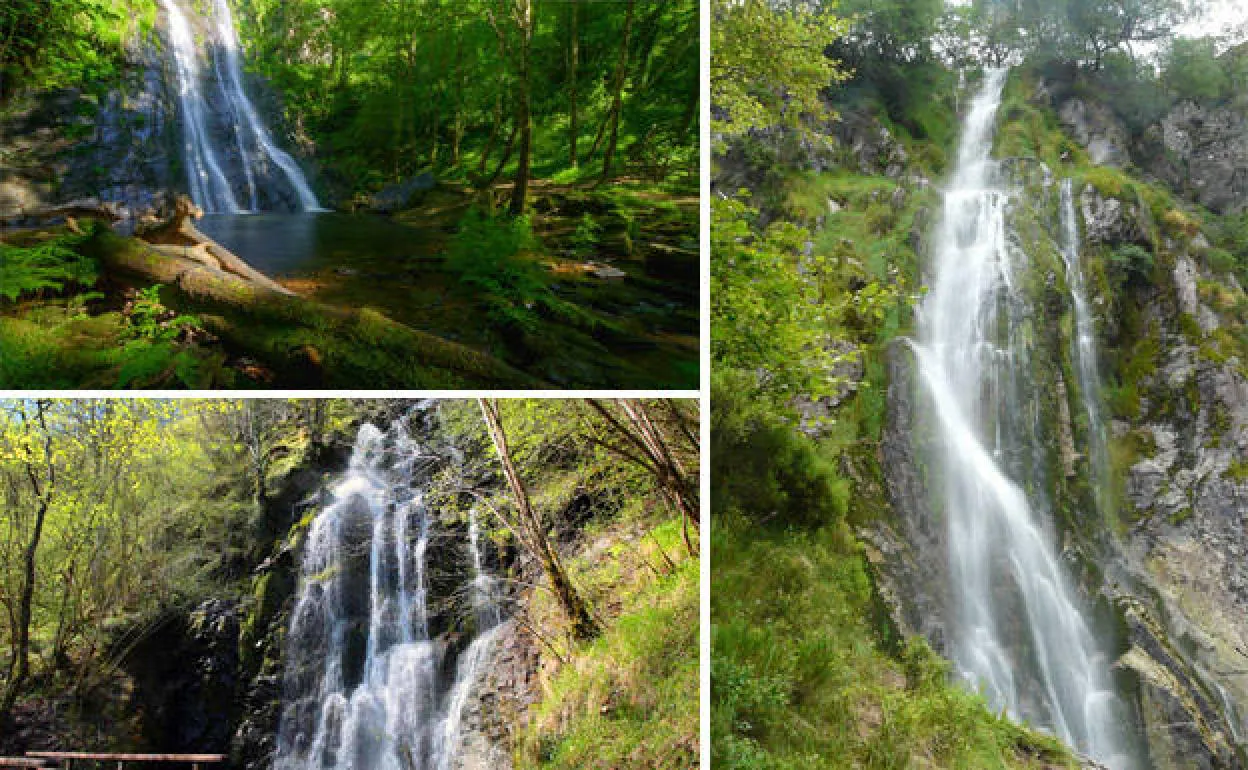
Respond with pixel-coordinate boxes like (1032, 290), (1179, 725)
(161, 0), (240, 213)
(275, 413), (502, 770)
(1058, 178), (1110, 513)
(160, 0), (323, 213)
(911, 68), (1130, 767)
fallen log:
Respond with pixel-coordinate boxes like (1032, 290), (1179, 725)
(136, 195), (293, 296)
(83, 227), (541, 388)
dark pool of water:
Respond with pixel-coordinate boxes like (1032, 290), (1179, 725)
(196, 212), (429, 276)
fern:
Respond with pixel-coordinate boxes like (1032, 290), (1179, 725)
(0, 236), (99, 302)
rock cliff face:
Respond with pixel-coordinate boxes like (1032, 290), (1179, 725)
(1053, 88), (1248, 215)
(858, 88), (1248, 768)
(0, 25), (179, 222)
(0, 4), (317, 224)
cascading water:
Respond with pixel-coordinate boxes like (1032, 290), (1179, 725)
(161, 0), (240, 213)
(912, 68), (1130, 767)
(210, 0), (323, 212)
(1059, 178), (1110, 512)
(275, 412), (503, 770)
(160, 0), (322, 213)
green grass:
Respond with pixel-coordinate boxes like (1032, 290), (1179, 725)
(712, 518), (1077, 770)
(518, 525), (698, 770)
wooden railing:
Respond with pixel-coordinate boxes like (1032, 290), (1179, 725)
(24, 753), (225, 770)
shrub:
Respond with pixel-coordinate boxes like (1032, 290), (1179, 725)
(444, 208), (552, 331)
(1107, 243), (1155, 287)
(711, 373), (850, 529)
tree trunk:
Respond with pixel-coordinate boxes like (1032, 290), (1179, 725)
(0, 402), (55, 724)
(479, 399), (599, 641)
(509, 0), (534, 217)
(568, 0), (579, 168)
(478, 93), (505, 176)
(601, 0), (637, 182)
(484, 121), (519, 187)
(88, 228), (539, 387)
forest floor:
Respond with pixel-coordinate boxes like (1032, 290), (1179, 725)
(0, 180), (698, 389)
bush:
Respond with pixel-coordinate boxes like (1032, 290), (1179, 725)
(444, 208), (552, 331)
(1107, 243), (1155, 287)
(1164, 37), (1230, 103)
(711, 373), (850, 529)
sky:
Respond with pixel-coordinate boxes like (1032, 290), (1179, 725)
(1175, 0), (1246, 42)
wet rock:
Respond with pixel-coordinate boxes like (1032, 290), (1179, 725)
(121, 599), (241, 753)
(371, 172), (437, 213)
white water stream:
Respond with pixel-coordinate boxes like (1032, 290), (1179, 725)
(1059, 178), (1110, 509)
(161, 0), (322, 213)
(275, 415), (501, 770)
(912, 68), (1130, 767)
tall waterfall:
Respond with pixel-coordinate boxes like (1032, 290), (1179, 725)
(160, 0), (323, 213)
(275, 412), (502, 770)
(912, 68), (1129, 767)
(1059, 178), (1110, 513)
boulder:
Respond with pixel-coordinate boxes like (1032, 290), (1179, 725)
(1137, 100), (1248, 214)
(371, 172), (436, 213)
(1079, 184), (1151, 246)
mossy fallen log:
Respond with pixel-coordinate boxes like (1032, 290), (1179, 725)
(85, 227), (542, 388)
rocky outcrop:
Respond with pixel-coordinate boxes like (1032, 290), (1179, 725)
(871, 340), (951, 653)
(122, 599), (242, 754)
(444, 619), (543, 770)
(1059, 98), (1130, 167)
(0, 26), (179, 224)
(1108, 245), (1248, 768)
(1079, 183), (1152, 247)
(831, 110), (910, 178)
(1143, 101), (1248, 215)
(370, 172), (436, 213)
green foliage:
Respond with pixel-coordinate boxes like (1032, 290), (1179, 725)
(830, 0), (949, 135)
(0, 0), (154, 98)
(124, 285), (206, 342)
(520, 557), (698, 769)
(1165, 37), (1231, 103)
(238, 0), (697, 190)
(1081, 166), (1133, 201)
(711, 196), (843, 399)
(966, 0), (1181, 70)
(444, 209), (554, 331)
(0, 233), (99, 302)
(711, 515), (1076, 769)
(0, 400), (261, 705)
(710, 0), (850, 141)
(569, 213), (602, 257)
(1107, 243), (1155, 288)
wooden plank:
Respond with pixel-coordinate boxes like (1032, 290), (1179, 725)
(26, 754), (224, 763)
